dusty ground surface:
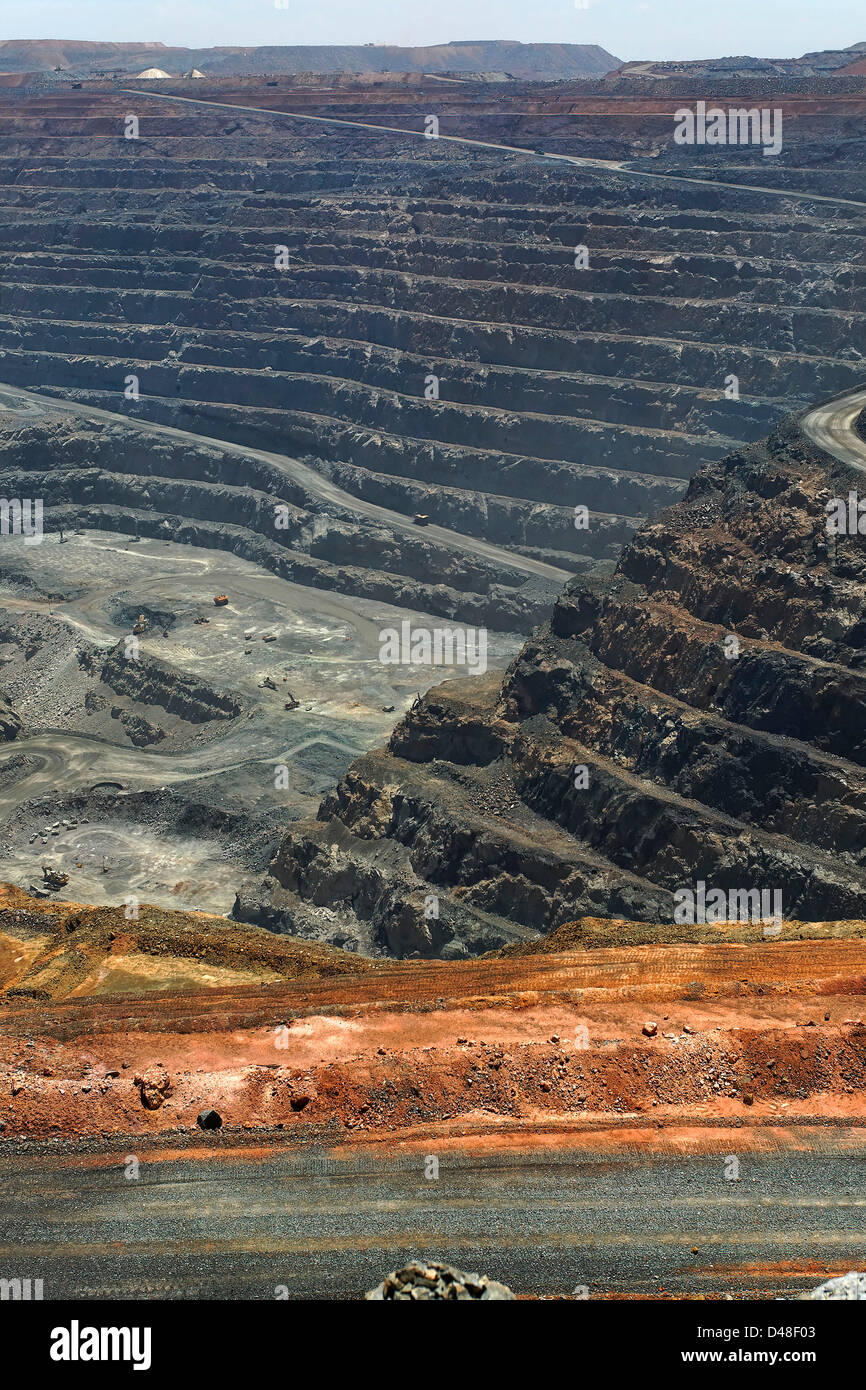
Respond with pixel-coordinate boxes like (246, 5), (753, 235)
(2, 885), (863, 1144)
(2, 1140), (863, 1300)
(0, 529), (518, 915)
(0, 883), (378, 1001)
(0, 883), (863, 1298)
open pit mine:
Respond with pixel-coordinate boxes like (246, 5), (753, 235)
(0, 41), (864, 1307)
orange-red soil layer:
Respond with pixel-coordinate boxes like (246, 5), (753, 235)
(2, 931), (864, 1147)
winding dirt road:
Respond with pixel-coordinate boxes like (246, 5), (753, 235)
(124, 87), (866, 211)
(802, 386), (866, 470)
(0, 381), (570, 586)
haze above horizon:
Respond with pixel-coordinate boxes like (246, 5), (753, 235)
(0, 0), (863, 65)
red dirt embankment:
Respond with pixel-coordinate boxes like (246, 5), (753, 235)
(1, 887), (863, 1150)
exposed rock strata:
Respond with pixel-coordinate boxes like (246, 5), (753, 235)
(239, 406), (866, 955)
(0, 409), (560, 633)
(0, 693), (20, 742)
(79, 643), (244, 723)
(1, 76), (863, 596)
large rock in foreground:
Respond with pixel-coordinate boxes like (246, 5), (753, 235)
(799, 1271), (866, 1300)
(366, 1261), (515, 1300)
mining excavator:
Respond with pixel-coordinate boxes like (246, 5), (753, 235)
(42, 866), (70, 890)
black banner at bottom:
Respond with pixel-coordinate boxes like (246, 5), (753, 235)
(5, 1296), (858, 1377)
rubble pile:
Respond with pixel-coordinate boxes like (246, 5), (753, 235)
(366, 1260), (515, 1300)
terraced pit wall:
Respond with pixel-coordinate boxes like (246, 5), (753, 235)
(0, 77), (863, 586)
(245, 403), (866, 957)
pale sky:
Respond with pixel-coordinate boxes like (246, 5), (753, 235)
(0, 0), (863, 64)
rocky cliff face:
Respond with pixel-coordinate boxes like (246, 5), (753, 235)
(80, 643), (245, 723)
(0, 692), (20, 742)
(236, 404), (866, 956)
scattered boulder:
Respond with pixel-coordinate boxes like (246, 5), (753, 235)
(197, 1108), (223, 1130)
(366, 1260), (515, 1300)
(133, 1067), (173, 1110)
(799, 1271), (866, 1300)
